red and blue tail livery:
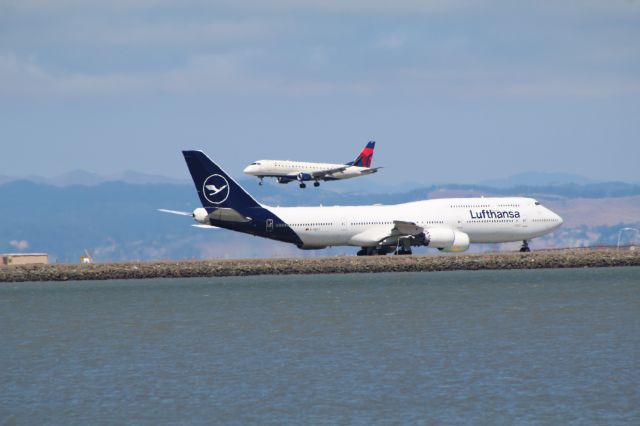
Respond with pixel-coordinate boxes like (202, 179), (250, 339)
(350, 141), (375, 168)
(162, 150), (564, 255)
(243, 140), (381, 188)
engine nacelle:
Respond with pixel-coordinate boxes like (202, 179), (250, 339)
(193, 208), (209, 224)
(296, 243), (328, 250)
(297, 172), (312, 182)
(277, 176), (294, 184)
(424, 228), (470, 252)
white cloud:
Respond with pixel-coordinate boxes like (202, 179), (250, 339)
(0, 53), (374, 97)
(99, 20), (280, 46)
(2, 52), (637, 99)
(9, 240), (29, 250)
(41, 19), (286, 47)
(309, 46), (329, 66)
(376, 33), (407, 49)
(393, 66), (640, 98)
(1, 0), (476, 15)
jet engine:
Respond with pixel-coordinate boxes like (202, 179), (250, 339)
(424, 228), (470, 252)
(296, 243), (328, 250)
(297, 172), (312, 182)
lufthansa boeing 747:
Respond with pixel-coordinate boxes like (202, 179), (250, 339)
(161, 151), (563, 255)
(243, 141), (380, 188)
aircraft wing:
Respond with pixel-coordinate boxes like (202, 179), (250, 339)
(392, 220), (423, 236)
(309, 165), (349, 178)
(359, 166), (383, 175)
(348, 220), (424, 246)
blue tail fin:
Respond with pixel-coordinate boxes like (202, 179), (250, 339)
(182, 150), (261, 209)
(348, 141), (375, 167)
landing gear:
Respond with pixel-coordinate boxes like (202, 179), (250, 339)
(394, 237), (413, 255)
(357, 247), (377, 256)
(313, 181), (320, 187)
(394, 248), (413, 255)
(258, 177), (264, 186)
(519, 240), (531, 252)
(299, 183), (306, 189)
(357, 247), (391, 256)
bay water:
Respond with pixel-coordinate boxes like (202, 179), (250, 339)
(1, 268), (639, 425)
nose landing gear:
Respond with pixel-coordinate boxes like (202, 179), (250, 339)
(519, 240), (531, 252)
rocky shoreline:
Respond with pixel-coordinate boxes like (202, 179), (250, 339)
(1, 248), (639, 283)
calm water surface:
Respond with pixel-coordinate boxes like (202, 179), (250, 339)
(1, 267), (639, 425)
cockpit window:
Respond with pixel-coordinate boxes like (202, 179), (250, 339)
(534, 201), (541, 205)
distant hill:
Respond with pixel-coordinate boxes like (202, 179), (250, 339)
(1, 180), (638, 262)
(480, 172), (595, 188)
(0, 170), (187, 186)
(0, 169), (624, 190)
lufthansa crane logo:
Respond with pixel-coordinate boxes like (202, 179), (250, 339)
(202, 174), (230, 205)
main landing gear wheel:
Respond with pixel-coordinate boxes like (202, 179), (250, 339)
(313, 181), (320, 187)
(520, 240), (531, 252)
(357, 247), (393, 256)
(357, 247), (386, 256)
(394, 237), (413, 255)
(394, 248), (412, 255)
(299, 183), (306, 189)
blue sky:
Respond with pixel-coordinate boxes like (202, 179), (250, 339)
(1, 0), (639, 184)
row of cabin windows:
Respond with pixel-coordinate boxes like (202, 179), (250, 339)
(532, 218), (560, 222)
(467, 219), (516, 223)
(450, 204), (521, 208)
(284, 220), (446, 227)
(352, 220), (445, 226)
(273, 163), (329, 169)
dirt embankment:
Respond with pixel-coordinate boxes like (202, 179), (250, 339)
(1, 248), (639, 283)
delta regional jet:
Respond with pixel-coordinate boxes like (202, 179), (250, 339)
(243, 141), (380, 188)
(161, 151), (563, 255)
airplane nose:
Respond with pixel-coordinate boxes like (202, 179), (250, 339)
(550, 210), (563, 228)
(243, 165), (253, 174)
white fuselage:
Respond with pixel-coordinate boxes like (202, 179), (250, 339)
(244, 160), (374, 180)
(266, 196), (562, 248)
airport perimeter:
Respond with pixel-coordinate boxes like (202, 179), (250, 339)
(1, 247), (638, 283)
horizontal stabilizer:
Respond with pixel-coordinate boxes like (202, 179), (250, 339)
(207, 207), (252, 223)
(158, 208), (192, 216)
(359, 167), (382, 175)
